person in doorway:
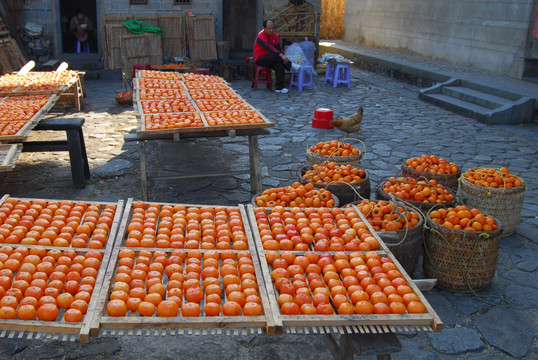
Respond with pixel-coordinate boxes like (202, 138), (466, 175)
(253, 20), (291, 93)
(69, 8), (93, 53)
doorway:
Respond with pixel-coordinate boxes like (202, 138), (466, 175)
(59, 0), (98, 53)
(222, 0), (257, 56)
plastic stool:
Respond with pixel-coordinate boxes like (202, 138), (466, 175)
(289, 65), (314, 91)
(244, 56), (253, 77)
(76, 40), (90, 54)
(252, 66), (272, 90)
(194, 68), (210, 75)
(324, 62), (335, 84)
(332, 64), (351, 88)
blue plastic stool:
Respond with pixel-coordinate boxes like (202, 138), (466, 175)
(324, 62), (335, 84)
(76, 40), (90, 53)
(332, 64), (351, 88)
(289, 65), (314, 91)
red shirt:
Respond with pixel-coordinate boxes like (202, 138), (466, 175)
(253, 29), (282, 61)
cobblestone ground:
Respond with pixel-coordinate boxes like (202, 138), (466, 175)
(0, 63), (536, 359)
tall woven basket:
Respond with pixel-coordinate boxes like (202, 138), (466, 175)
(377, 208), (424, 276)
(423, 216), (503, 292)
(401, 163), (460, 191)
(459, 177), (525, 237)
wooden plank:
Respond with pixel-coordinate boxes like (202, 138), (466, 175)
(0, 143), (21, 170)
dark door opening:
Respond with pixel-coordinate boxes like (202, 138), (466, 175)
(60, 0), (98, 53)
(222, 0), (257, 56)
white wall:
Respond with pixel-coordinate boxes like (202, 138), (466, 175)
(343, 0), (536, 76)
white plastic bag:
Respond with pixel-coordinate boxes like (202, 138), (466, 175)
(24, 22), (43, 37)
(285, 43), (310, 67)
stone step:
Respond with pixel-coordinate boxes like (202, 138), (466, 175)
(442, 86), (511, 109)
(420, 92), (493, 120)
(419, 78), (535, 124)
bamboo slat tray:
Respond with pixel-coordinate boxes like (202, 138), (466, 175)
(0, 195), (124, 342)
(95, 200), (277, 335)
(0, 94), (60, 142)
(133, 73), (274, 136)
(245, 204), (443, 335)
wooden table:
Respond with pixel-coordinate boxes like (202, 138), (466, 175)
(124, 127), (270, 201)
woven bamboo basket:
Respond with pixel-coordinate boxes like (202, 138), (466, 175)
(306, 139), (366, 165)
(459, 176), (525, 237)
(115, 94), (133, 105)
(423, 216), (503, 292)
(300, 165), (371, 205)
(349, 201), (424, 276)
(401, 163), (460, 191)
(375, 181), (456, 212)
(378, 207), (424, 276)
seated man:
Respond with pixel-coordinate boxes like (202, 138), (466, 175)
(253, 20), (291, 93)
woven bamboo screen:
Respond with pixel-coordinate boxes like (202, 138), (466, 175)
(104, 16), (132, 69)
(121, 34), (162, 79)
(159, 15), (187, 58)
(0, 16), (25, 74)
(187, 15), (217, 61)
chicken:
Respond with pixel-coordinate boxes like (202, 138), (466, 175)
(332, 107), (363, 134)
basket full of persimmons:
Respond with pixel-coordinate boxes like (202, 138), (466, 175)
(349, 199), (424, 275)
(300, 161), (370, 205)
(402, 154), (460, 190)
(423, 204), (502, 292)
(377, 176), (456, 211)
(459, 167), (525, 237)
(306, 139), (364, 165)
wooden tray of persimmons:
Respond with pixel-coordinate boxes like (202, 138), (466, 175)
(245, 204), (443, 335)
(0, 195), (125, 342)
(95, 199), (278, 336)
(133, 71), (274, 135)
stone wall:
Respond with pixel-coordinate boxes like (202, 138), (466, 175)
(343, 0), (536, 77)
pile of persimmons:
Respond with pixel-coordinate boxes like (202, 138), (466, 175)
(303, 161), (366, 184)
(462, 167), (523, 188)
(266, 250), (425, 315)
(308, 140), (361, 157)
(353, 199), (421, 232)
(136, 70), (267, 130)
(107, 248), (263, 317)
(381, 177), (455, 204)
(0, 197), (118, 321)
(253, 206), (380, 252)
(254, 182), (336, 208)
(404, 154), (460, 175)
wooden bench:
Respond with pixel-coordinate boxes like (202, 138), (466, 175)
(21, 118), (90, 188)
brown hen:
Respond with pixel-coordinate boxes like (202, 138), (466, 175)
(332, 107), (363, 134)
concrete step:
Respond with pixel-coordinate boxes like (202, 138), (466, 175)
(442, 86), (511, 109)
(420, 93), (493, 121)
(419, 78), (535, 124)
